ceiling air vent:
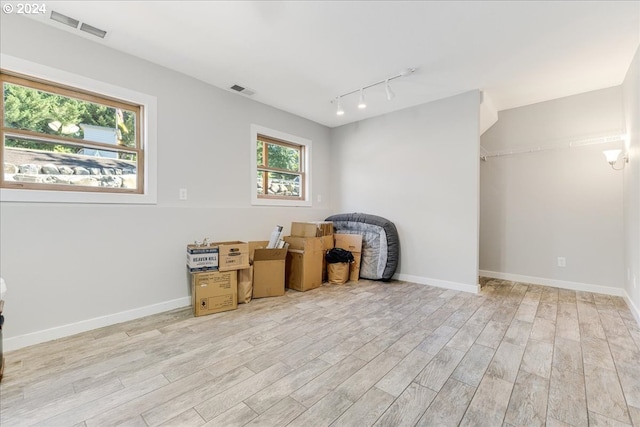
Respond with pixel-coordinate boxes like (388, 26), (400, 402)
(229, 84), (255, 96)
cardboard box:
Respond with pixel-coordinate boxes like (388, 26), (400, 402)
(334, 234), (363, 282)
(211, 241), (249, 271)
(191, 270), (237, 316)
(284, 236), (324, 291)
(320, 235), (334, 282)
(237, 266), (253, 304)
(186, 244), (219, 272)
(291, 221), (334, 238)
(251, 241), (288, 298)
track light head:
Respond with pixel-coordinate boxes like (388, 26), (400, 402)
(385, 80), (395, 101)
(336, 97), (345, 116)
(358, 89), (367, 109)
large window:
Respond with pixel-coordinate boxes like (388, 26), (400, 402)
(251, 125), (311, 206)
(1, 71), (143, 194)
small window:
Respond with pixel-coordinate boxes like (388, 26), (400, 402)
(1, 72), (143, 194)
(251, 125), (311, 206)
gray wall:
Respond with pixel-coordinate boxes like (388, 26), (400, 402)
(0, 15), (333, 348)
(622, 46), (640, 320)
(480, 87), (625, 292)
(330, 91), (481, 291)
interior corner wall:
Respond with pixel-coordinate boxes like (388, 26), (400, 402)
(622, 45), (640, 322)
(480, 87), (625, 294)
(0, 15), (333, 350)
(330, 91), (481, 291)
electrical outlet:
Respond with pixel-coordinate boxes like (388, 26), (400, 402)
(557, 257), (566, 267)
(179, 188), (188, 200)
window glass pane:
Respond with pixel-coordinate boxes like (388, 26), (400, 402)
(265, 171), (301, 197)
(266, 142), (299, 172)
(256, 170), (265, 195)
(3, 82), (136, 146)
(4, 136), (138, 189)
(256, 140), (264, 166)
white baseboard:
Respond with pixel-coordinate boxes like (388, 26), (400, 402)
(394, 273), (480, 294)
(479, 270), (626, 297)
(623, 291), (640, 327)
(4, 297), (191, 352)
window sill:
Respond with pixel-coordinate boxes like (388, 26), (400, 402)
(251, 196), (312, 207)
(0, 188), (156, 204)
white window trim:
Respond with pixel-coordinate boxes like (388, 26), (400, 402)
(0, 54), (157, 204)
(250, 124), (312, 207)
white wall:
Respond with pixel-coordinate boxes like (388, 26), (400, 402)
(0, 15), (333, 349)
(330, 91), (481, 292)
(480, 88), (625, 294)
(622, 46), (640, 323)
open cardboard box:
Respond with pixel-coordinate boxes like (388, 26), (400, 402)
(249, 241), (288, 298)
(284, 236), (324, 291)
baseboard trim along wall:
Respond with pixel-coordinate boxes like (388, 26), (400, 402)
(479, 270), (626, 297)
(394, 274), (480, 294)
(624, 291), (640, 327)
(480, 270), (640, 327)
(4, 297), (191, 352)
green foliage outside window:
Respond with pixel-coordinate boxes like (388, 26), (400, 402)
(3, 83), (136, 155)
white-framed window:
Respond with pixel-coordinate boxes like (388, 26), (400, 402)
(0, 54), (157, 204)
(250, 124), (311, 207)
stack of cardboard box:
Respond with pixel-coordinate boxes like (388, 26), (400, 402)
(187, 241), (249, 317)
(285, 222), (334, 291)
(184, 221), (365, 317)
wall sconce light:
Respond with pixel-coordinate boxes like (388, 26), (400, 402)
(603, 149), (629, 170)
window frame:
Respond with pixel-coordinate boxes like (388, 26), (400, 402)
(0, 54), (157, 204)
(250, 124), (311, 207)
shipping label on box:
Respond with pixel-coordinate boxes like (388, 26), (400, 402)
(191, 270), (237, 316)
(187, 245), (219, 272)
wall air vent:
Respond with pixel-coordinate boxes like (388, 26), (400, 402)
(50, 11), (106, 38)
(80, 22), (107, 39)
(230, 84), (255, 96)
(50, 11), (79, 28)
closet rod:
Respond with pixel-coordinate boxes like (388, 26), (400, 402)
(480, 133), (625, 161)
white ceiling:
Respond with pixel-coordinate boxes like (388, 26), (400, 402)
(25, 1), (640, 128)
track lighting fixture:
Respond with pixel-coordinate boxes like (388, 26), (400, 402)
(332, 68), (416, 116)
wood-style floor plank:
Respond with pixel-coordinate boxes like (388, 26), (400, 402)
(1, 278), (638, 427)
(373, 382), (436, 427)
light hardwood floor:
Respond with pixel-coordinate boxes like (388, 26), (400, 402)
(1, 278), (639, 426)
